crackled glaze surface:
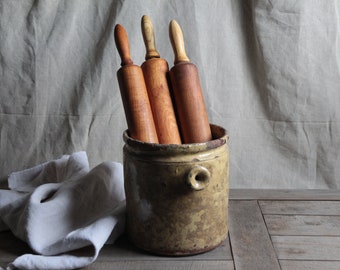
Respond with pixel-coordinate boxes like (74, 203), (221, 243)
(123, 124), (229, 255)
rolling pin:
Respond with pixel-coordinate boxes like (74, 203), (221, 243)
(169, 20), (212, 143)
(114, 24), (159, 143)
(141, 15), (181, 144)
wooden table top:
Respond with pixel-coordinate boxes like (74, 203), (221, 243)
(1, 189), (340, 270)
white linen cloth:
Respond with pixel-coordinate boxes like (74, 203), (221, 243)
(0, 151), (126, 270)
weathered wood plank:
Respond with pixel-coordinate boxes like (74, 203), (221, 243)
(228, 200), (280, 270)
(0, 232), (232, 268)
(265, 215), (340, 236)
(272, 236), (340, 260)
(97, 235), (232, 261)
(279, 260), (340, 270)
(85, 260), (235, 270)
(230, 189), (340, 201)
(260, 200), (340, 215)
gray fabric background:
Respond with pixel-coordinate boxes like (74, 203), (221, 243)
(0, 0), (339, 188)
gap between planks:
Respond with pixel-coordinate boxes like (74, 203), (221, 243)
(230, 189), (340, 201)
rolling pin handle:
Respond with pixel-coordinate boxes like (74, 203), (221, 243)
(141, 15), (161, 60)
(169, 20), (190, 65)
(114, 24), (134, 66)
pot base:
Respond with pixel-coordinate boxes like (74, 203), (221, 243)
(131, 235), (227, 256)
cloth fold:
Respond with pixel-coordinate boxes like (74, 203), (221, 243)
(0, 152), (126, 270)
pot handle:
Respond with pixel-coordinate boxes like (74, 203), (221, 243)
(187, 165), (211, 190)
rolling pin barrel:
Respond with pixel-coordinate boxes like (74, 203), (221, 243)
(115, 24), (158, 143)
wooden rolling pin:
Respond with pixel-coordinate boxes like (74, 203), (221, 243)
(169, 20), (212, 143)
(114, 24), (159, 143)
(141, 15), (181, 144)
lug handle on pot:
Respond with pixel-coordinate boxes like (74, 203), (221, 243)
(187, 165), (210, 190)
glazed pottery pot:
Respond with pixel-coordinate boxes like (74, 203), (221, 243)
(123, 124), (229, 255)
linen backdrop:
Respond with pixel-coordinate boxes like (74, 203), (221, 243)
(0, 0), (339, 189)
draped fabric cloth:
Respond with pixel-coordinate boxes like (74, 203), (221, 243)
(0, 152), (126, 270)
(0, 0), (339, 188)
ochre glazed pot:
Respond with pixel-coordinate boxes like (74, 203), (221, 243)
(123, 124), (229, 256)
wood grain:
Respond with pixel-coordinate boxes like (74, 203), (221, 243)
(272, 236), (340, 260)
(169, 20), (189, 64)
(279, 260), (340, 270)
(265, 215), (340, 236)
(141, 15), (160, 60)
(260, 200), (340, 215)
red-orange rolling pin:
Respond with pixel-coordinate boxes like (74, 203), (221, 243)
(169, 20), (212, 143)
(141, 15), (181, 144)
(114, 24), (159, 143)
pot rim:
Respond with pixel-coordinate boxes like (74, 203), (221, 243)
(123, 124), (228, 154)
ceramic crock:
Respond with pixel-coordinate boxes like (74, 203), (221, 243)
(123, 124), (229, 255)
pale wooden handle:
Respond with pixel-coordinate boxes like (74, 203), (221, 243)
(141, 15), (160, 60)
(114, 24), (133, 66)
(169, 20), (190, 64)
